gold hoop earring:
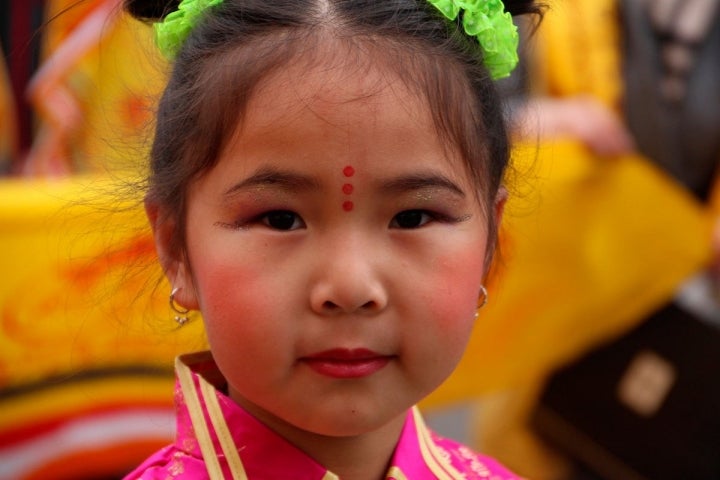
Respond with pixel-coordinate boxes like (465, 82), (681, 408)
(170, 287), (190, 326)
(478, 285), (489, 309)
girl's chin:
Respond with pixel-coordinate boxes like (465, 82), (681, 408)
(268, 407), (407, 439)
(301, 407), (409, 437)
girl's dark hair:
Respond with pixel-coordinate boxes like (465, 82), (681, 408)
(125, 0), (542, 261)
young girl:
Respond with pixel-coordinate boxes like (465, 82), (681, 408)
(124, 0), (540, 478)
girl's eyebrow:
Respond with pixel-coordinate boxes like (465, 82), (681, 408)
(379, 173), (466, 197)
(222, 168), (465, 198)
(223, 166), (321, 196)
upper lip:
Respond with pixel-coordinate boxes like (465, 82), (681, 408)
(303, 348), (387, 361)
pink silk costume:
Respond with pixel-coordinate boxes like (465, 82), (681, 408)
(125, 352), (522, 480)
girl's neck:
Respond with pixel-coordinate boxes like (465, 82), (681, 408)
(235, 393), (407, 480)
(292, 414), (406, 480)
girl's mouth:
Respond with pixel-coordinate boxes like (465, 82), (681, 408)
(301, 348), (392, 379)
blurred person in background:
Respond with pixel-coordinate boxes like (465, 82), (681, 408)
(0, 0), (164, 176)
(0, 1), (46, 174)
(514, 0), (719, 199)
(0, 42), (17, 172)
(470, 0), (720, 479)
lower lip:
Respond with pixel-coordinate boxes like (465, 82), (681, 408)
(303, 357), (391, 379)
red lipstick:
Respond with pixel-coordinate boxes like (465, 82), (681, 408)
(302, 348), (390, 379)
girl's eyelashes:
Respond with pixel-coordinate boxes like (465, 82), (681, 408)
(391, 210), (432, 229)
(215, 210), (306, 231)
(389, 209), (471, 229)
(216, 208), (469, 231)
(262, 210), (305, 230)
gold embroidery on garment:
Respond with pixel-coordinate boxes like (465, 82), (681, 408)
(412, 407), (465, 480)
(168, 460), (184, 476)
(457, 446), (492, 477)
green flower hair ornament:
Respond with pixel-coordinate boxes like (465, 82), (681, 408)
(427, 0), (519, 79)
(155, 0), (518, 78)
(154, 0), (224, 58)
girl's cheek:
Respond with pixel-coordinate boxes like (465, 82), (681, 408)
(416, 252), (481, 379)
(192, 257), (267, 315)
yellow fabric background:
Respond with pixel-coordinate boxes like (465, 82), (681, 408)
(425, 0), (714, 476)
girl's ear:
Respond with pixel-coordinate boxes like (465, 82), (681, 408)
(145, 200), (199, 310)
(482, 187), (509, 278)
(494, 186), (508, 226)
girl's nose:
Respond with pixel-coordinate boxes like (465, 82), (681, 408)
(309, 238), (388, 316)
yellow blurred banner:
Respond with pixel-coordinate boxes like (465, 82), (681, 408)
(431, 141), (712, 404)
(529, 0), (622, 108)
(0, 176), (205, 479)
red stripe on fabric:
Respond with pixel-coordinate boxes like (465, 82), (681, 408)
(23, 438), (168, 480)
(0, 401), (172, 447)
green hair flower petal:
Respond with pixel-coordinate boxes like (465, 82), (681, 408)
(427, 0), (519, 79)
(429, 0), (461, 19)
(154, 0), (225, 58)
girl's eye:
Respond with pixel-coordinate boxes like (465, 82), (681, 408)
(391, 210), (432, 229)
(262, 210), (305, 230)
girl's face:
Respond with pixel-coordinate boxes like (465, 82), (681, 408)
(162, 59), (503, 441)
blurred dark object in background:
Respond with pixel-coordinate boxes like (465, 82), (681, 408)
(532, 303), (720, 480)
(0, 0), (47, 173)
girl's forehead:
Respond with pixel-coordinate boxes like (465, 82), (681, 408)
(254, 63), (422, 121)
(239, 68), (432, 146)
(240, 36), (432, 122)
(214, 40), (477, 191)
(215, 57), (472, 185)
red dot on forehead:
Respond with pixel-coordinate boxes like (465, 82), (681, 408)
(342, 183), (354, 195)
(342, 201), (354, 212)
(343, 166), (355, 177)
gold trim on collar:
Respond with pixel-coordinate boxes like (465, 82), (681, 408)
(176, 356), (226, 479)
(412, 407), (465, 479)
(386, 466), (408, 480)
(199, 377), (249, 479)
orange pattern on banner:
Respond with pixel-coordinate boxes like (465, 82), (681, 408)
(0, 177), (205, 387)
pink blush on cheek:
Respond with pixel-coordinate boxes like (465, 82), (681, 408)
(432, 249), (487, 317)
(197, 270), (274, 339)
